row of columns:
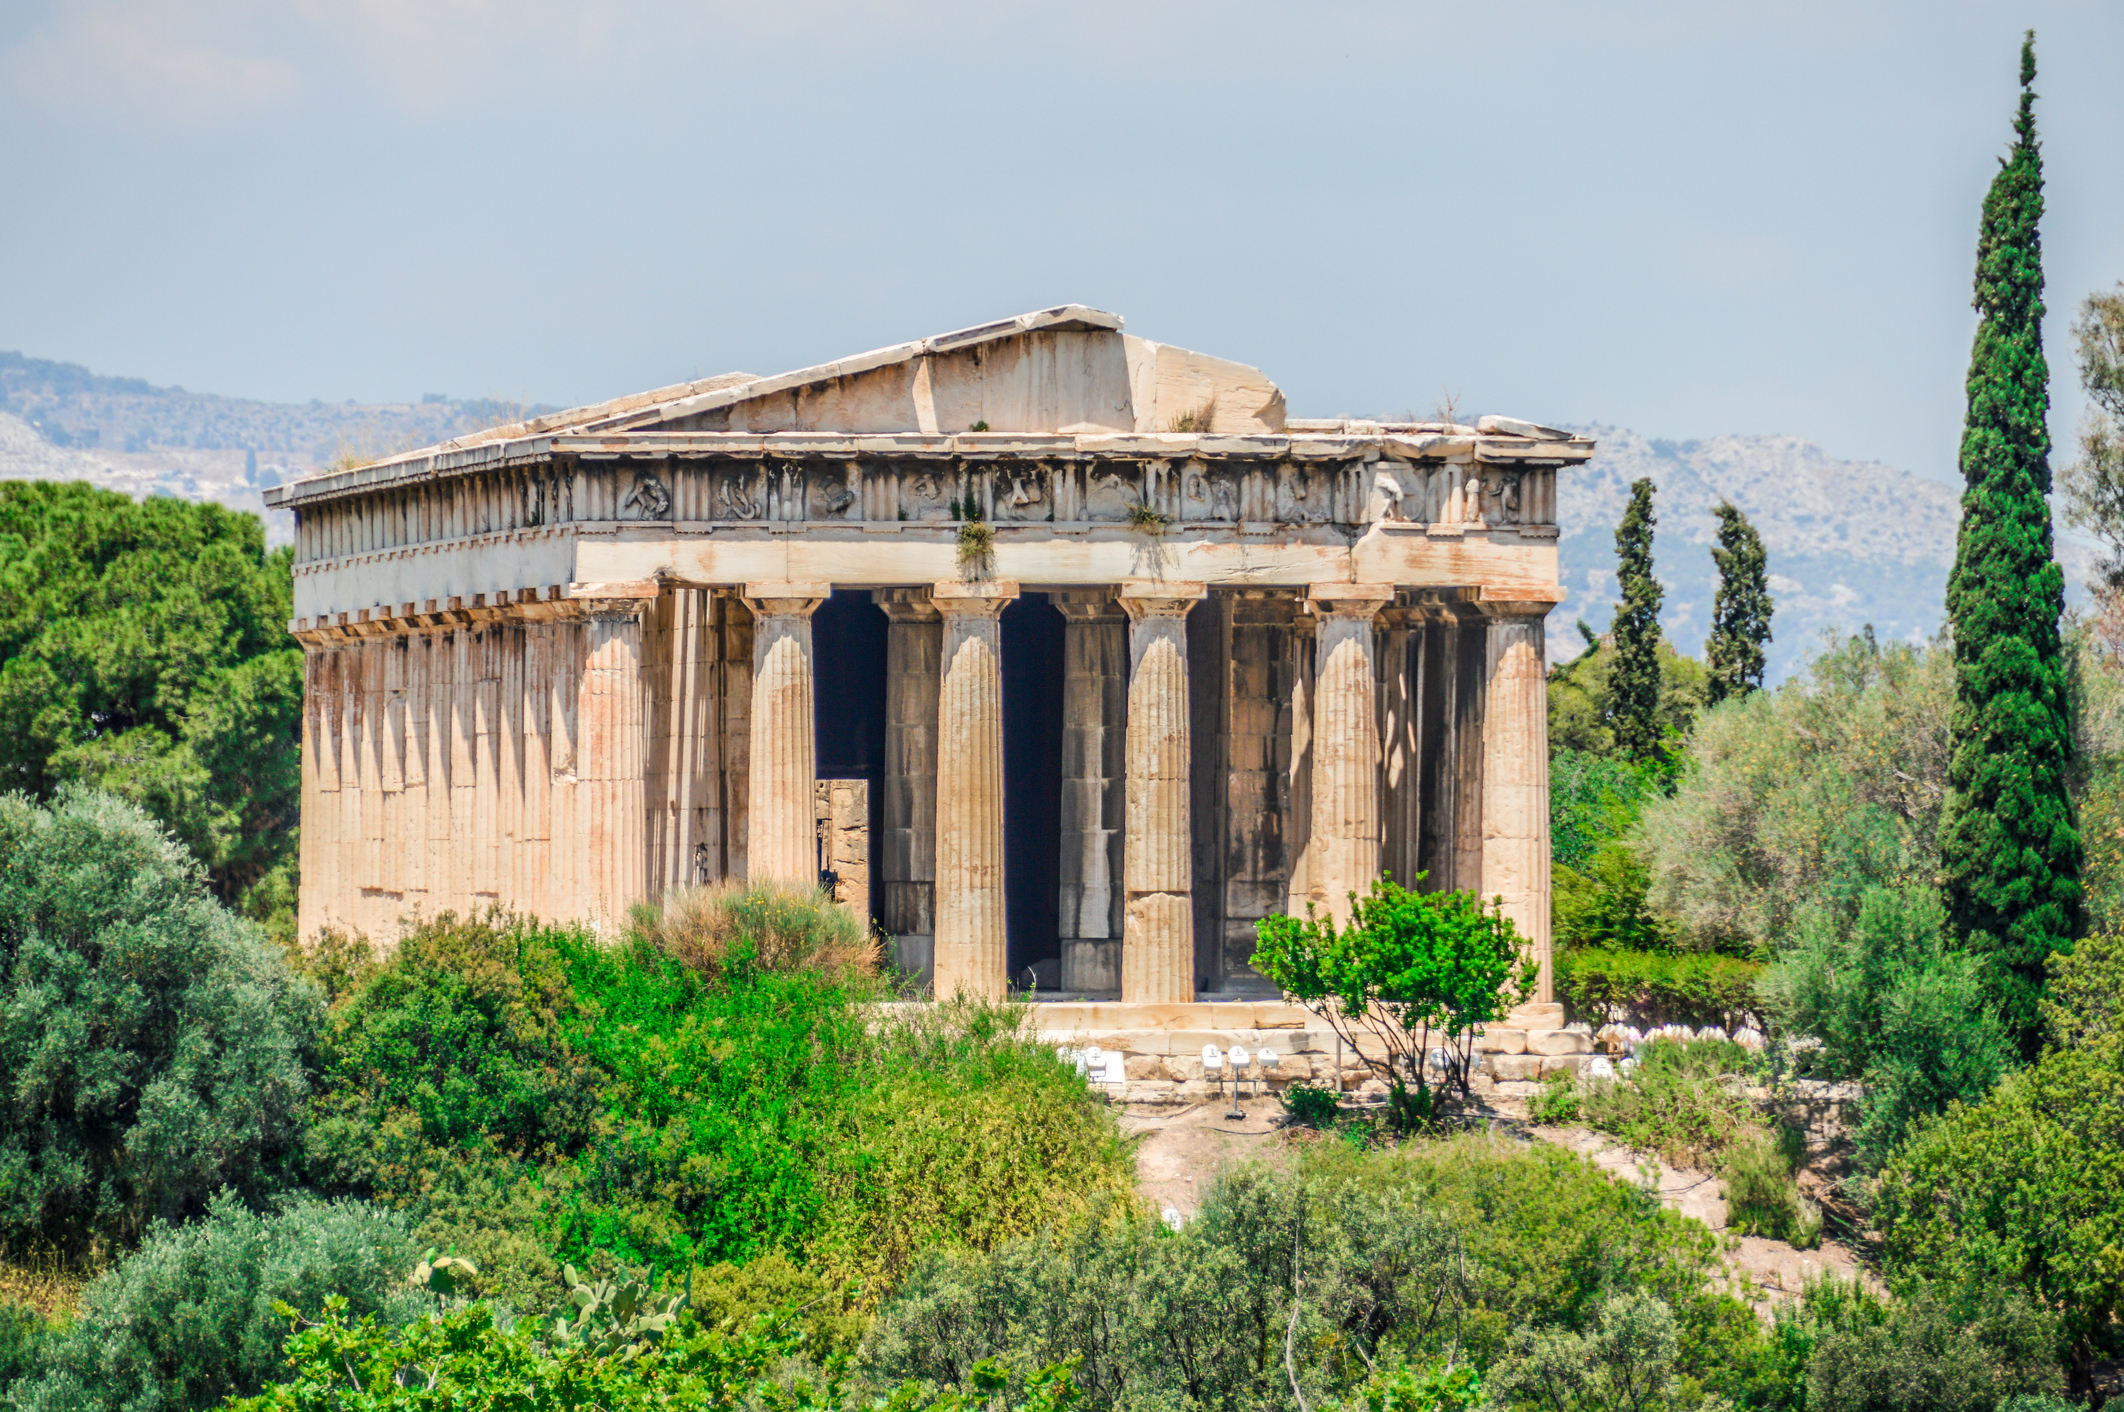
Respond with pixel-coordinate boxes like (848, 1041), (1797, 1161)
(734, 578), (1552, 1004)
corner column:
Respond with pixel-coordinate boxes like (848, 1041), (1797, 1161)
(1306, 584), (1395, 921)
(1052, 591), (1127, 994)
(741, 582), (829, 887)
(931, 580), (1019, 1000)
(1117, 580), (1207, 1003)
(1479, 588), (1563, 1003)
(874, 589), (942, 986)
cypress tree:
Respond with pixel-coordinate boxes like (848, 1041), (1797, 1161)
(1706, 501), (1773, 705)
(1939, 32), (2082, 1059)
(1608, 477), (1663, 759)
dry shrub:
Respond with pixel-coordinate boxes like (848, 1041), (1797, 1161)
(641, 881), (879, 980)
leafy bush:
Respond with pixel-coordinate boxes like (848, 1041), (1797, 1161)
(1549, 750), (1667, 872)
(1760, 887), (2015, 1166)
(1802, 1293), (2065, 1412)
(1553, 844), (1681, 955)
(306, 911), (1133, 1308)
(0, 1302), (42, 1400)
(7, 1193), (421, 1412)
(637, 881), (879, 980)
(1634, 633), (1952, 954)
(1555, 948), (1766, 1030)
(1483, 1291), (1689, 1412)
(0, 483), (299, 923)
(2039, 927), (2123, 1046)
(1254, 877), (1535, 1123)
(1872, 1032), (2124, 1393)
(1547, 635), (1708, 760)
(1527, 1069), (1580, 1126)
(1719, 1130), (1820, 1249)
(225, 1295), (1082, 1412)
(1280, 1084), (1342, 1128)
(0, 790), (321, 1257)
(1575, 1039), (1760, 1170)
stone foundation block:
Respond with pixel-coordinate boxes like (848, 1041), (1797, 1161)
(1526, 1030), (1591, 1056)
(1510, 1002), (1567, 1029)
(1487, 1054), (1545, 1081)
(1476, 1027), (1528, 1055)
(1540, 1054), (1590, 1076)
(1124, 1053), (1165, 1081)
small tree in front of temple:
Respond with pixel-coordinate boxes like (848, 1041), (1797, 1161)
(1253, 875), (1537, 1129)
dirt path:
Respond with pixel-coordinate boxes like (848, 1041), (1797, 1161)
(1118, 1097), (1873, 1308)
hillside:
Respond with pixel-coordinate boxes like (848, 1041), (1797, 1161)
(0, 351), (551, 545)
(1556, 424), (2094, 682)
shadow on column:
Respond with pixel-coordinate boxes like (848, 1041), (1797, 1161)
(1001, 595), (1064, 988)
(812, 590), (887, 926)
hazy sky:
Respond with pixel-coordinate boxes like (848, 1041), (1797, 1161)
(4, 1), (2122, 486)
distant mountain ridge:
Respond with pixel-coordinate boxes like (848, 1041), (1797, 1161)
(0, 351), (2077, 678)
(1556, 424), (2093, 683)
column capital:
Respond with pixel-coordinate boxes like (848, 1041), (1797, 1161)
(565, 579), (659, 623)
(1116, 580), (1207, 621)
(872, 587), (939, 622)
(1475, 583), (1567, 618)
(742, 581), (831, 617)
(931, 580), (1020, 618)
(1308, 583), (1395, 620)
(1048, 589), (1124, 623)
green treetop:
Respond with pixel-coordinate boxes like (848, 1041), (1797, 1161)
(1938, 32), (2082, 1058)
(1608, 477), (1664, 759)
(1705, 501), (1773, 705)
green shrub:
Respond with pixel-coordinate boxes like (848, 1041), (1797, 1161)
(7, 1192), (421, 1412)
(1872, 1033), (2124, 1392)
(1555, 947), (1766, 1030)
(1483, 1291), (1689, 1412)
(1554, 844), (1682, 954)
(637, 880), (879, 980)
(1576, 1038), (1759, 1170)
(308, 911), (1133, 1306)
(0, 1302), (42, 1399)
(0, 790), (321, 1257)
(1280, 1084), (1342, 1128)
(1720, 1130), (1820, 1249)
(1761, 887), (2015, 1167)
(2040, 927), (2123, 1046)
(1549, 749), (1668, 871)
(1527, 1069), (1581, 1126)
(1802, 1293), (2064, 1412)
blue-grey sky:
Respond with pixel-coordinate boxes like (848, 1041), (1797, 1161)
(3, 1), (2121, 486)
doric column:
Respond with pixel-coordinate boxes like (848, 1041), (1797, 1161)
(577, 590), (656, 926)
(1117, 580), (1207, 1003)
(1379, 601), (1420, 891)
(874, 589), (942, 986)
(1479, 587), (1564, 1003)
(931, 580), (1019, 1000)
(1306, 584), (1395, 921)
(741, 582), (829, 887)
(1052, 591), (1128, 994)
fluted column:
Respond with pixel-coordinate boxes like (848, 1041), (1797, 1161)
(874, 589), (942, 985)
(578, 592), (655, 927)
(1306, 584), (1394, 921)
(1480, 588), (1563, 1003)
(1379, 602), (1420, 891)
(1052, 591), (1128, 994)
(931, 580), (1019, 1000)
(1117, 581), (1207, 1003)
(741, 582), (829, 887)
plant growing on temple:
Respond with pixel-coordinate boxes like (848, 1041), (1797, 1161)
(1125, 501), (1170, 536)
(1608, 477), (1665, 759)
(1938, 32), (2083, 1059)
(956, 496), (995, 580)
(1252, 876), (1536, 1127)
(1705, 501), (1773, 705)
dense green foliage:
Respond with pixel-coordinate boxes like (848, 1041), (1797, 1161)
(1549, 636), (1707, 761)
(1552, 949), (1763, 1031)
(1872, 938), (2124, 1394)
(1635, 632), (1951, 954)
(1706, 502), (1773, 706)
(1938, 33), (2083, 1059)
(0, 790), (319, 1257)
(1609, 479), (1665, 760)
(868, 1143), (1756, 1411)
(1253, 878), (1534, 1120)
(6, 1195), (420, 1412)
(304, 909), (1136, 1311)
(1548, 751), (1665, 874)
(0, 483), (300, 929)
(228, 1295), (1084, 1412)
(1761, 887), (2015, 1167)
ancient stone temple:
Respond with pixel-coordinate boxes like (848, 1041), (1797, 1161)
(270, 306), (1586, 1005)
